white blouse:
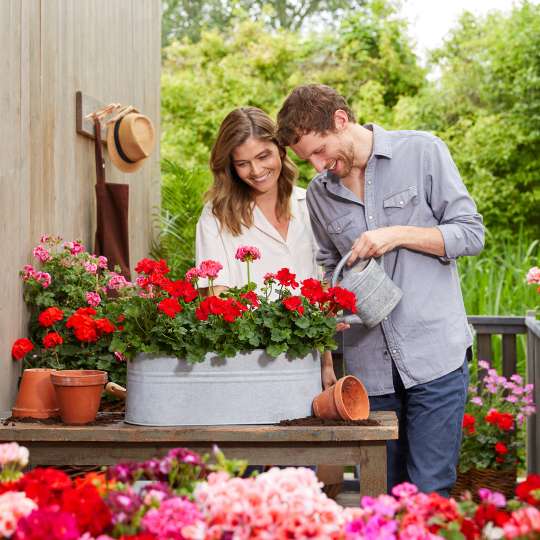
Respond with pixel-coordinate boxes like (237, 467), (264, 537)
(195, 187), (320, 290)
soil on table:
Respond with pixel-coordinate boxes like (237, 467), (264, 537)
(2, 412), (124, 427)
(278, 416), (380, 427)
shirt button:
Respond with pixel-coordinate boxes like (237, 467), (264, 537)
(367, 181), (372, 185)
(384, 317), (388, 321)
(392, 349), (397, 354)
(369, 216), (373, 220)
(399, 201), (404, 205)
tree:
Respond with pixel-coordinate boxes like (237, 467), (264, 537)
(161, 0), (366, 45)
(393, 1), (540, 236)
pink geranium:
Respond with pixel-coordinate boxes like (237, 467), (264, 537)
(84, 262), (98, 274)
(86, 292), (102, 307)
(0, 492), (37, 538)
(32, 245), (51, 263)
(107, 273), (130, 290)
(14, 508), (80, 540)
(198, 260), (223, 279)
(184, 267), (200, 283)
(235, 245), (261, 262)
(0, 443), (29, 469)
(141, 496), (202, 539)
(194, 467), (347, 538)
(63, 241), (85, 255)
(526, 266), (540, 285)
(503, 506), (540, 538)
(35, 271), (51, 288)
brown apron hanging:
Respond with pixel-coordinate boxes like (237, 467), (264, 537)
(93, 118), (131, 280)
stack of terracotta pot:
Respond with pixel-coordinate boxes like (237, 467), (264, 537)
(12, 369), (107, 425)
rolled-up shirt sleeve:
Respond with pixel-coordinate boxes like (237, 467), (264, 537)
(306, 188), (341, 282)
(427, 137), (485, 260)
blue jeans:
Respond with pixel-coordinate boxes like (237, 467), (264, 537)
(369, 357), (469, 497)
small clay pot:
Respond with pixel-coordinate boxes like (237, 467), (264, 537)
(312, 375), (369, 421)
(12, 368), (59, 419)
(51, 370), (107, 425)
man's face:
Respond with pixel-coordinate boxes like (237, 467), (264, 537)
(290, 129), (355, 178)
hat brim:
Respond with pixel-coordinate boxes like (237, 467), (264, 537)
(106, 122), (147, 173)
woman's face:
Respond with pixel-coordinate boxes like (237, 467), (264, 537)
(231, 136), (282, 195)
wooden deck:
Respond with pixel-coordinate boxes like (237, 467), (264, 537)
(0, 411), (398, 497)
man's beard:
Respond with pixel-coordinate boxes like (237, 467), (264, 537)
(333, 142), (355, 179)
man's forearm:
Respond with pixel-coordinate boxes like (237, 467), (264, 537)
(395, 226), (446, 257)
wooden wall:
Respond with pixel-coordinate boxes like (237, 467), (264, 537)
(0, 0), (161, 412)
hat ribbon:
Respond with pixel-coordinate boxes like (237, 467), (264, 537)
(113, 116), (136, 164)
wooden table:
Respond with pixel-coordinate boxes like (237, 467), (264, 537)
(0, 411), (398, 497)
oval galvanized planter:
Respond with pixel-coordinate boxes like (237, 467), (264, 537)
(125, 350), (322, 426)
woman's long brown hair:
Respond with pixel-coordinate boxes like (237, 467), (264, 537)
(206, 107), (297, 236)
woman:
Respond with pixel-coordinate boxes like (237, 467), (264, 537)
(195, 106), (337, 389)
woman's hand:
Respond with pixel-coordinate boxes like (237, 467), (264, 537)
(321, 350), (338, 389)
(322, 364), (338, 389)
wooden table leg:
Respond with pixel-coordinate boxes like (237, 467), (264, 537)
(359, 442), (387, 497)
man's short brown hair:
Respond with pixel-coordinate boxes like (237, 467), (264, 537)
(276, 84), (356, 147)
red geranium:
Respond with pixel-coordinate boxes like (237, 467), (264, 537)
(19, 467), (72, 507)
(516, 474), (540, 507)
(163, 279), (198, 302)
(158, 297), (182, 318)
(11, 338), (34, 360)
(240, 290), (260, 308)
(325, 286), (357, 313)
(195, 296), (246, 322)
(495, 442), (509, 455)
(135, 258), (170, 276)
(462, 413), (476, 434)
(38, 306), (64, 327)
(61, 483), (112, 536)
(474, 503), (511, 527)
(282, 296), (304, 316)
(95, 318), (115, 334)
(275, 268), (299, 288)
(66, 310), (98, 343)
(42, 332), (63, 348)
(300, 278), (325, 304)
(486, 409), (514, 431)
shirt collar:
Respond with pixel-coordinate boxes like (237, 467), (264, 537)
(364, 123), (393, 159)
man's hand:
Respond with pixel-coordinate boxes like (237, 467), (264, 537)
(347, 225), (446, 266)
(348, 227), (403, 266)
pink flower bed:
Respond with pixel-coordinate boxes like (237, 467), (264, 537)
(1, 442), (540, 539)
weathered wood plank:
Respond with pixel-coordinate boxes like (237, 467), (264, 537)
(502, 334), (517, 379)
(24, 441), (386, 468)
(0, 412), (399, 443)
(468, 316), (527, 335)
(359, 444), (387, 497)
(477, 334), (493, 364)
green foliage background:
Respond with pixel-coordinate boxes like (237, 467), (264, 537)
(157, 0), (539, 321)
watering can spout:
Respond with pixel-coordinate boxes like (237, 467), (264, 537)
(331, 250), (403, 329)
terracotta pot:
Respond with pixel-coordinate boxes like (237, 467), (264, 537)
(312, 375), (370, 421)
(12, 368), (59, 419)
(51, 370), (107, 425)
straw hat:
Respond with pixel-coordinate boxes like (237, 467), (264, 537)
(106, 113), (156, 173)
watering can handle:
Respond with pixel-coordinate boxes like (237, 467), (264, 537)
(331, 250), (353, 287)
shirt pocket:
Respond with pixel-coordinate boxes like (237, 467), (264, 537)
(325, 213), (356, 254)
(383, 186), (418, 225)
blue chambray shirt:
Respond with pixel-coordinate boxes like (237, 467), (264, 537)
(306, 124), (485, 395)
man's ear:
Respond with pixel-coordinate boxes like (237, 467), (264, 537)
(333, 109), (349, 131)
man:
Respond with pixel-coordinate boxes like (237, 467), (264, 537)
(276, 84), (484, 496)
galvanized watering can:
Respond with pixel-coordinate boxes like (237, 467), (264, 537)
(331, 251), (403, 328)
